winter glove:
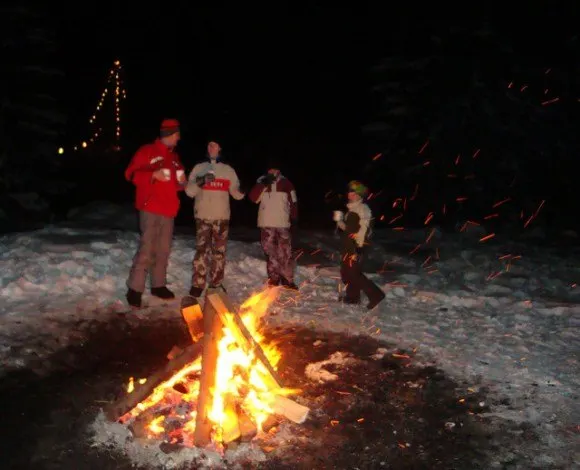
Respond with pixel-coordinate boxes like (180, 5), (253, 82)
(259, 173), (276, 185)
(196, 173), (215, 187)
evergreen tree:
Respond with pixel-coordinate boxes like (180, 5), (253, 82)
(362, 21), (580, 231)
(0, 4), (65, 192)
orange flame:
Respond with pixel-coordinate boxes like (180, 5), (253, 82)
(119, 289), (294, 447)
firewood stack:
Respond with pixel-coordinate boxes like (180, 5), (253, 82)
(105, 288), (309, 449)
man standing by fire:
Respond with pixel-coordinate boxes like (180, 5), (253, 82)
(335, 180), (385, 310)
(248, 159), (299, 290)
(185, 141), (245, 297)
(124, 119), (186, 308)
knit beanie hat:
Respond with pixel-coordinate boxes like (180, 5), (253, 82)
(266, 158), (282, 171)
(347, 180), (369, 198)
(160, 118), (180, 137)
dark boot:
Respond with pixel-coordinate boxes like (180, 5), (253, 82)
(189, 286), (204, 297)
(267, 278), (280, 288)
(280, 278), (299, 291)
(151, 286), (175, 300)
(126, 288), (142, 308)
(339, 295), (360, 305)
(367, 291), (386, 310)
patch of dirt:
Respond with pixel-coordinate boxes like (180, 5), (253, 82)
(0, 315), (518, 469)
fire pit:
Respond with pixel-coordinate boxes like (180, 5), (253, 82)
(0, 307), (501, 468)
(104, 288), (310, 453)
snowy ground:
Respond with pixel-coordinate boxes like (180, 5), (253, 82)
(0, 202), (578, 468)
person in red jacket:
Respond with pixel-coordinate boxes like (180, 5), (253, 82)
(124, 119), (186, 308)
(248, 159), (298, 290)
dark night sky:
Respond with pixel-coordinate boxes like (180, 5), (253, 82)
(62, 6), (374, 149)
(61, 4), (579, 143)
(59, 4), (388, 217)
(54, 4), (580, 226)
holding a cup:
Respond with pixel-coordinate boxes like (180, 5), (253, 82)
(152, 168), (171, 182)
(123, 117), (185, 309)
(333, 210), (344, 222)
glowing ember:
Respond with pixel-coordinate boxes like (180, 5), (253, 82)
(118, 289), (298, 449)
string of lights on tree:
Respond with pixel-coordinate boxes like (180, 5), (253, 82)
(58, 59), (126, 154)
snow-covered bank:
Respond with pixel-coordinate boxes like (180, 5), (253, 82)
(0, 214), (578, 467)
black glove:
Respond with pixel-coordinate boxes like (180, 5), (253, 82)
(196, 173), (215, 187)
(260, 173), (276, 185)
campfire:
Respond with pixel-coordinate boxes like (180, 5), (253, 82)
(104, 288), (310, 452)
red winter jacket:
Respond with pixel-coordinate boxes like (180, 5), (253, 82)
(124, 139), (185, 218)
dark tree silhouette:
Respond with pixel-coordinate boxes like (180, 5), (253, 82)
(362, 21), (580, 231)
(0, 4), (65, 192)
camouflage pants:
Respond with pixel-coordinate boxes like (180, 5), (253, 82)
(127, 211), (174, 292)
(192, 219), (230, 289)
(261, 227), (294, 283)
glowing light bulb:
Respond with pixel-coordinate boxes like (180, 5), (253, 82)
(114, 60), (120, 66)
(58, 147), (64, 154)
(81, 141), (87, 148)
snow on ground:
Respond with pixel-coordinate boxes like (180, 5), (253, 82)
(0, 203), (578, 467)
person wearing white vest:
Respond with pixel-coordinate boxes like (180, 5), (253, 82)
(185, 141), (245, 296)
(248, 160), (298, 290)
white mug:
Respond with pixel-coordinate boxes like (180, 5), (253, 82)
(176, 169), (185, 181)
(333, 210), (344, 222)
(162, 168), (171, 180)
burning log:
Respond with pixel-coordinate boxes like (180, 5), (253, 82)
(238, 408), (258, 441)
(222, 395), (241, 444)
(261, 414), (282, 434)
(129, 406), (168, 439)
(206, 292), (310, 426)
(193, 288), (225, 447)
(271, 395), (309, 424)
(207, 292), (284, 390)
(107, 288), (311, 451)
(105, 342), (203, 422)
(181, 295), (204, 342)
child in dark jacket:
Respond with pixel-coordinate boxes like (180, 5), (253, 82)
(336, 181), (385, 310)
